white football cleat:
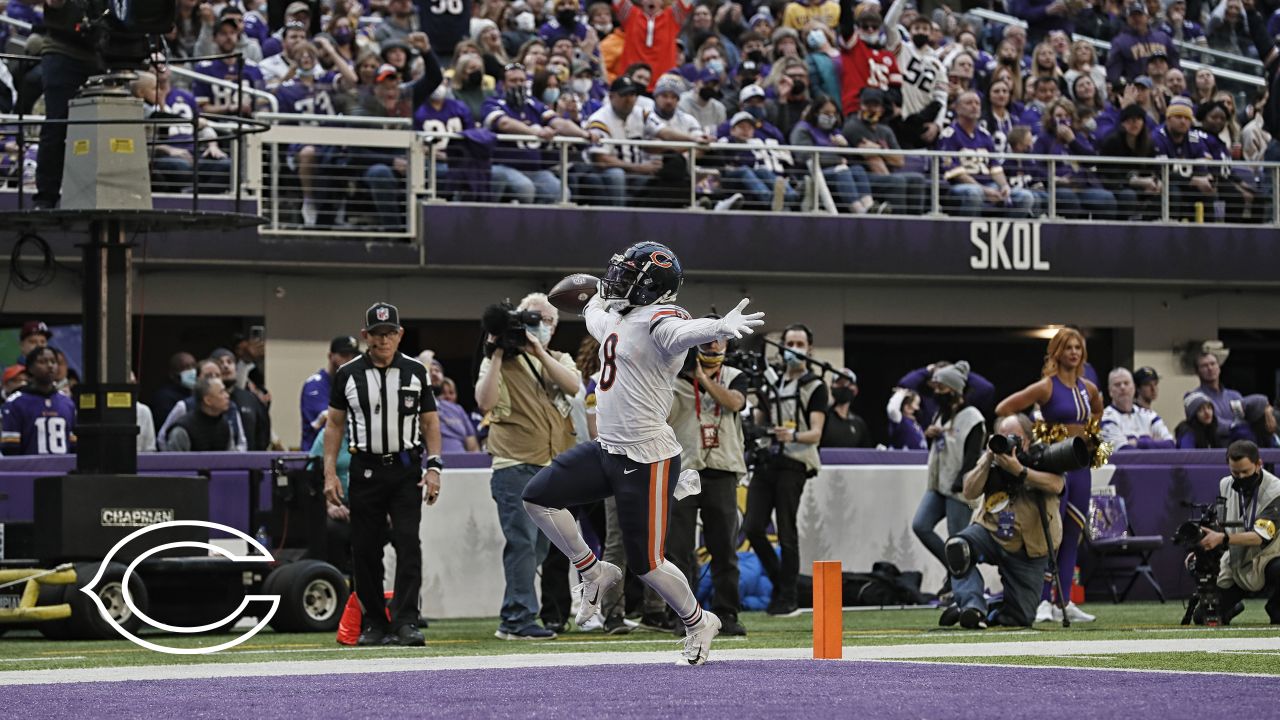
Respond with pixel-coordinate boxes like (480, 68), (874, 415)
(1064, 602), (1096, 623)
(674, 469), (701, 501)
(1035, 600), (1055, 623)
(679, 611), (721, 666)
(573, 561), (622, 627)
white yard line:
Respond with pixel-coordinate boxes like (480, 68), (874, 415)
(4, 637), (1280, 686)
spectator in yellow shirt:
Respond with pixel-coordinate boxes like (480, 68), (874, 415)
(783, 0), (841, 31)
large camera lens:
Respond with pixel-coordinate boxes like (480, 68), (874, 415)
(987, 434), (1015, 455)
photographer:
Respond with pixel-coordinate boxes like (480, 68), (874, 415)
(1196, 441), (1280, 624)
(913, 361), (984, 598)
(940, 414), (1065, 629)
(744, 323), (827, 616)
(475, 292), (580, 640)
(666, 331), (750, 637)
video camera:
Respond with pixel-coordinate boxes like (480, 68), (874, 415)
(481, 302), (543, 356)
(1173, 498), (1230, 626)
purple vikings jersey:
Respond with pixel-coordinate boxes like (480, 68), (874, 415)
(482, 95), (554, 170)
(275, 72), (341, 115)
(1154, 124), (1213, 179)
(937, 123), (1002, 184)
(415, 98), (474, 150)
(192, 58), (264, 110)
(1, 388), (76, 455)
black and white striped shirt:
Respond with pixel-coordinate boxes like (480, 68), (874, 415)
(329, 353), (436, 454)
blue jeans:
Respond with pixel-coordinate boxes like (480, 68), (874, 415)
(492, 164), (561, 204)
(492, 464), (551, 633)
(1040, 186), (1118, 219)
(950, 523), (1047, 627)
(946, 183), (1035, 217)
(821, 165), (861, 210)
(362, 164), (402, 228)
(912, 490), (973, 570)
(722, 166), (798, 210)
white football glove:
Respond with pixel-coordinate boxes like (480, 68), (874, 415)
(718, 298), (765, 339)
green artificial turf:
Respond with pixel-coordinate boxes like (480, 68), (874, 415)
(1, 602), (1277, 673)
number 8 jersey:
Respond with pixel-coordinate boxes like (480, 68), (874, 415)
(585, 296), (727, 464)
(1, 386), (77, 455)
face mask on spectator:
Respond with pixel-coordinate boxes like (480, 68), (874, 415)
(706, 59), (724, 75)
(789, 79), (806, 96)
(180, 368), (197, 389)
(528, 322), (553, 346)
(832, 387), (855, 405)
(783, 348), (805, 368)
(542, 87), (560, 104)
(570, 77), (591, 95)
(911, 33), (929, 47)
(859, 30), (881, 45)
(1082, 117), (1097, 132)
(431, 84), (448, 102)
(860, 107), (881, 123)
(557, 9), (576, 25)
(464, 70), (483, 88)
(698, 85), (720, 101)
(593, 21), (612, 34)
(507, 85), (528, 107)
(296, 64), (315, 78)
(745, 104), (765, 119)
(817, 112), (837, 130)
(515, 11), (535, 31)
(807, 30), (825, 49)
(334, 28), (353, 44)
(747, 49), (765, 63)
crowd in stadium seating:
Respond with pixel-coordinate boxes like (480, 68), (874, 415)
(2, 0), (1275, 221)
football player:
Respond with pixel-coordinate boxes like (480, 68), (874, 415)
(522, 242), (764, 665)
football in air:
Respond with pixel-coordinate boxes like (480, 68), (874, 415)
(548, 273), (600, 314)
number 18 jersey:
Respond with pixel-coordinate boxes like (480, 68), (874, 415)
(1, 387), (77, 455)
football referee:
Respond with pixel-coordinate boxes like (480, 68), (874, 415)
(323, 302), (443, 647)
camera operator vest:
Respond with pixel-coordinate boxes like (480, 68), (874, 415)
(977, 471), (1063, 558)
(668, 365), (747, 476)
(926, 405), (984, 506)
(1217, 470), (1280, 592)
(481, 351), (577, 468)
(769, 372), (824, 476)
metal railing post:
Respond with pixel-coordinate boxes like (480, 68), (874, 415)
(559, 140), (571, 205)
(270, 141), (280, 230)
(1161, 164), (1170, 223)
(1047, 159), (1057, 219)
(427, 141), (438, 201)
(1273, 165), (1279, 226)
(688, 147), (698, 210)
(930, 155), (941, 216)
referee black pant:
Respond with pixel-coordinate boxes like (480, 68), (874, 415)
(349, 454), (423, 631)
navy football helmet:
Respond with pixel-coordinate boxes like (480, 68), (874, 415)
(600, 242), (683, 307)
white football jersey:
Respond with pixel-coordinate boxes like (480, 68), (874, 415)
(893, 34), (943, 117)
(584, 297), (724, 463)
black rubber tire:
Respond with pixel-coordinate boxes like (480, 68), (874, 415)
(267, 560), (349, 633)
(65, 562), (150, 640)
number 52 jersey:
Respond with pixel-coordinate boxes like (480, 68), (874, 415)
(2, 387), (77, 455)
(585, 297), (727, 464)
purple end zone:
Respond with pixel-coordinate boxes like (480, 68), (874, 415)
(8, 659), (1279, 718)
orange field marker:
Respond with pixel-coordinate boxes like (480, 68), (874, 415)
(812, 560), (842, 659)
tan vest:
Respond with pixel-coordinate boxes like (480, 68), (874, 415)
(1218, 471), (1280, 592)
(668, 365), (747, 476)
(485, 352), (577, 467)
(769, 373), (824, 475)
(978, 486), (1063, 558)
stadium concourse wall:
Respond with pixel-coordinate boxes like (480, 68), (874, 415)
(2, 200), (1279, 458)
(2, 450), (1276, 616)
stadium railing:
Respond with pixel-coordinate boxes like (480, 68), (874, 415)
(967, 8), (1265, 89)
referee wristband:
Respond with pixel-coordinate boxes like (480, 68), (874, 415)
(425, 455), (445, 472)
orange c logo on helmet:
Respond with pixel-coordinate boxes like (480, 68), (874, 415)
(649, 251), (673, 268)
